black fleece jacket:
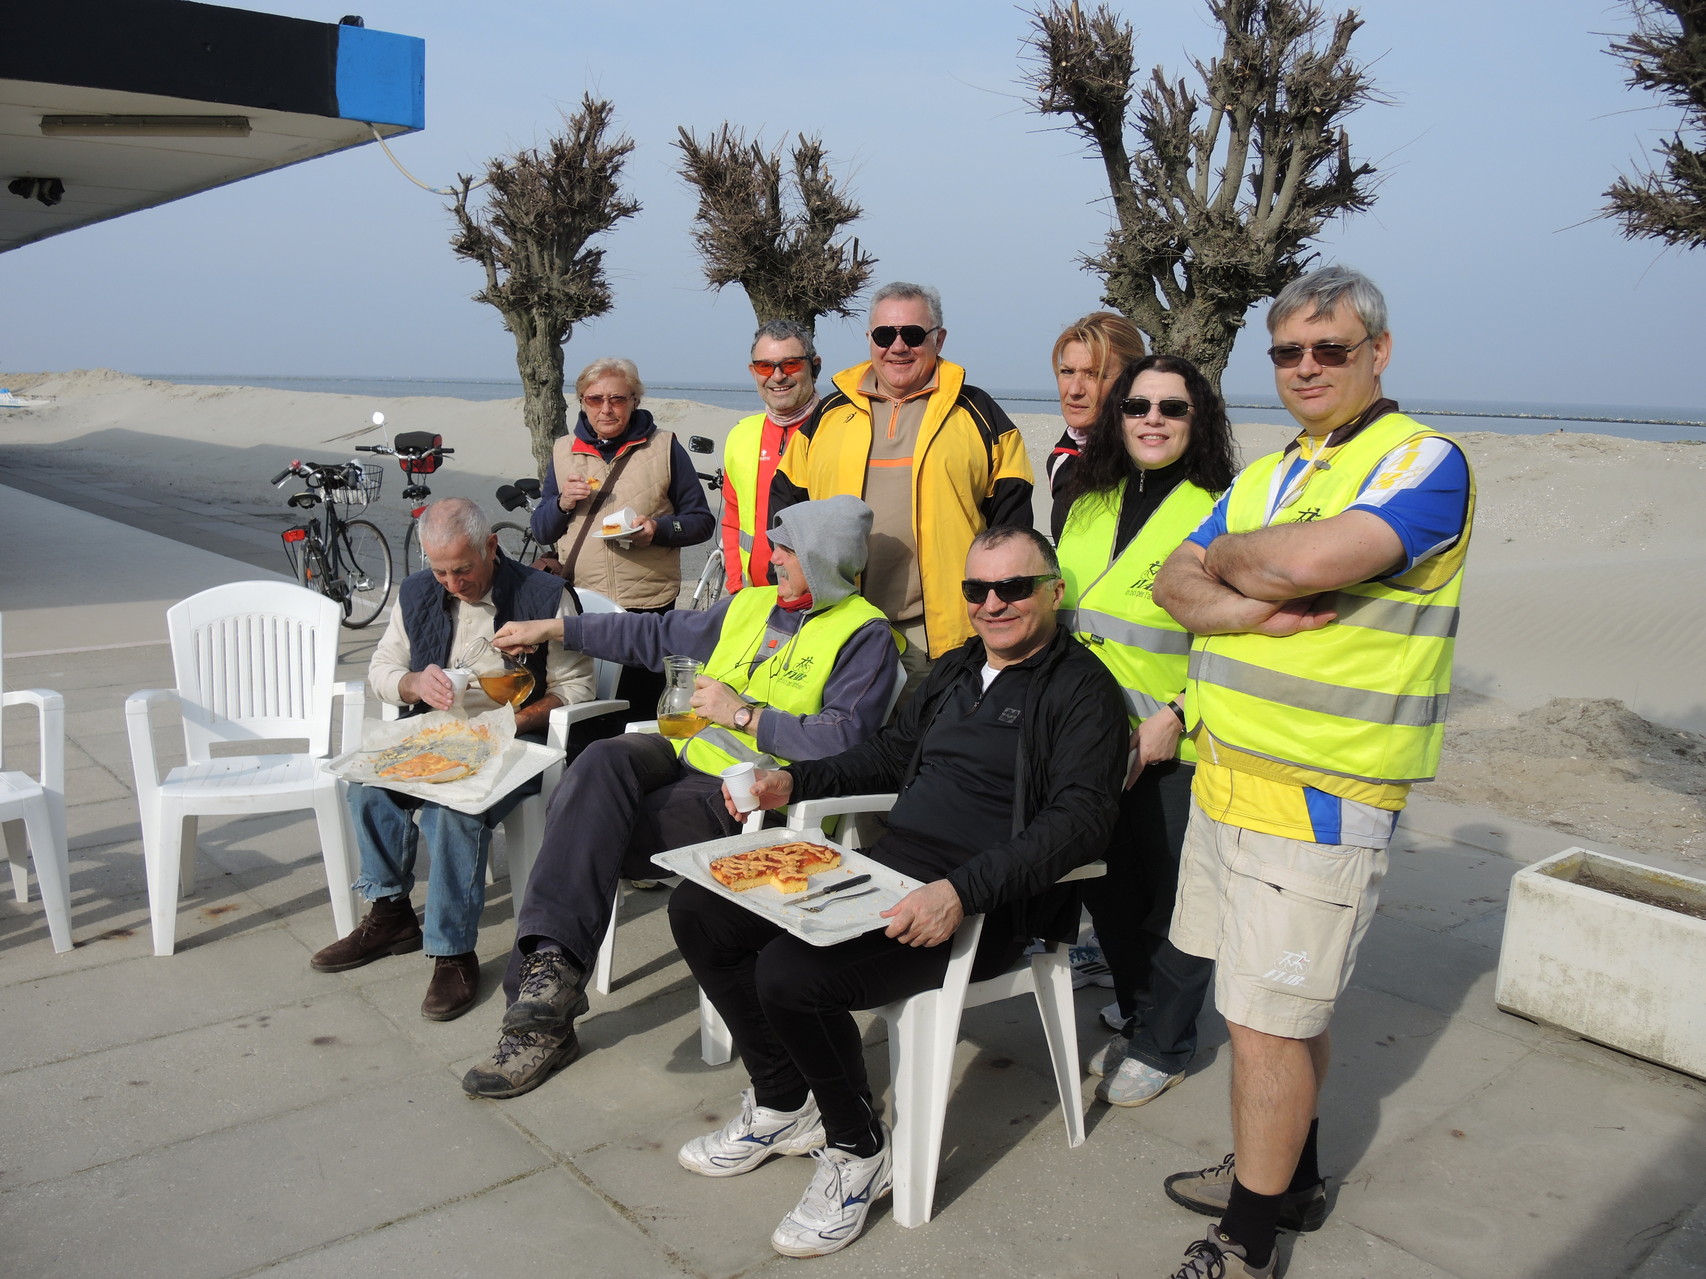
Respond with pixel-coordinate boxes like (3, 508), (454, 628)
(784, 624), (1127, 943)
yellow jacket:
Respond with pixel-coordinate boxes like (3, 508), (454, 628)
(771, 359), (1034, 658)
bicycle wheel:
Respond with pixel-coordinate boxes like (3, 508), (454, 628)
(493, 521), (536, 565)
(334, 518), (393, 628)
(691, 548), (726, 611)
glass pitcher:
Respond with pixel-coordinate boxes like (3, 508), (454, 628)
(656, 654), (708, 739)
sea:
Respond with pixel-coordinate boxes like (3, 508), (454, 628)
(139, 373), (1706, 444)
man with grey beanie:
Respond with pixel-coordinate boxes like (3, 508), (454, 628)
(462, 495), (899, 1099)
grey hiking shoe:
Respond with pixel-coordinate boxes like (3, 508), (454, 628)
(1087, 1032), (1130, 1077)
(1168, 1224), (1275, 1279)
(461, 1026), (581, 1098)
(501, 948), (588, 1034)
(1095, 1055), (1184, 1107)
(1164, 1152), (1329, 1232)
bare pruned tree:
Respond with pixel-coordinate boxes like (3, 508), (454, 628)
(675, 126), (875, 334)
(450, 95), (641, 475)
(1024, 0), (1379, 386)
(1605, 0), (1706, 251)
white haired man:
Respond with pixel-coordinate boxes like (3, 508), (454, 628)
(309, 499), (593, 1022)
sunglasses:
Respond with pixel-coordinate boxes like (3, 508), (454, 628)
(582, 394), (631, 409)
(1120, 397), (1192, 419)
(750, 358), (809, 378)
(1266, 335), (1372, 368)
(869, 324), (939, 349)
(960, 574), (1057, 604)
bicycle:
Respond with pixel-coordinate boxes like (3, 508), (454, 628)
(271, 457), (394, 628)
(353, 413), (454, 577)
(686, 434), (726, 611)
(493, 476), (546, 564)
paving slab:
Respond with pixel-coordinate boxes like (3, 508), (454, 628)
(257, 1166), (683, 1278)
(0, 990), (428, 1189)
(0, 1072), (549, 1279)
(1348, 1048), (1706, 1279)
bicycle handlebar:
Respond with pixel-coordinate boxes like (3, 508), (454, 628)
(270, 468), (293, 487)
(354, 443), (454, 459)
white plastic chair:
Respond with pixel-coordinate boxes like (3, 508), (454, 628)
(0, 614), (72, 952)
(596, 654), (907, 996)
(696, 792), (1104, 1228)
(375, 588), (629, 909)
(125, 582), (364, 957)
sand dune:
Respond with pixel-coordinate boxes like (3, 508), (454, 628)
(3, 371), (1701, 862)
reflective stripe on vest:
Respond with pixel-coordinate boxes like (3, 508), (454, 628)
(1057, 478), (1216, 760)
(675, 586), (888, 774)
(1187, 413), (1474, 786)
(724, 413), (766, 588)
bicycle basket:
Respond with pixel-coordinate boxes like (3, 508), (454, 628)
(332, 462), (383, 506)
(395, 431), (444, 475)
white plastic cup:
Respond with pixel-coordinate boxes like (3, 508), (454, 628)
(443, 667), (474, 705)
(721, 761), (759, 814)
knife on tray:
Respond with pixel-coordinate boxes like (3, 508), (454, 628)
(787, 873), (872, 907)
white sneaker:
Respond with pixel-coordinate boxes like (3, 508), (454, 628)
(678, 1089), (825, 1177)
(770, 1127), (894, 1258)
(1069, 943), (1115, 989)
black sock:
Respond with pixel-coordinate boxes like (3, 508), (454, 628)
(755, 1086), (810, 1115)
(1221, 1177), (1282, 1269)
(1287, 1118), (1321, 1192)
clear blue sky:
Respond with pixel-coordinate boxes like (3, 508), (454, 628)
(4, 0), (1702, 410)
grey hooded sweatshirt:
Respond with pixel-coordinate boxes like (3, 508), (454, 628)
(560, 496), (898, 766)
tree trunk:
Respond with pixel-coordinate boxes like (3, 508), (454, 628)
(513, 317), (568, 478)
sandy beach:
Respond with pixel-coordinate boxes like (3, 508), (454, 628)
(3, 369), (1702, 867)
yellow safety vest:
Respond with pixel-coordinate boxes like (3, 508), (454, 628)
(677, 586), (888, 775)
(724, 413), (765, 587)
(1186, 412), (1475, 786)
(1059, 479), (1216, 763)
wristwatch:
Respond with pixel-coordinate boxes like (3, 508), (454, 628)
(732, 704), (755, 732)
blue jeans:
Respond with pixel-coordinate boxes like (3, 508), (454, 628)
(347, 781), (532, 957)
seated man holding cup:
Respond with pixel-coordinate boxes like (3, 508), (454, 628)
(463, 495), (899, 1099)
(669, 526), (1127, 1258)
(310, 498), (593, 1022)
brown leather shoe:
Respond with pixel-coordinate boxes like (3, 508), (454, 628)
(309, 895), (422, 972)
(422, 952), (481, 1021)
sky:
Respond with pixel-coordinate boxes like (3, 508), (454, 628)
(4, 0), (1703, 411)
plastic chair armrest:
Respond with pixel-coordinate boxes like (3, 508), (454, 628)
(3, 688), (65, 791)
(1057, 859), (1106, 884)
(334, 681), (365, 753)
(785, 793), (899, 828)
(124, 688), (180, 790)
(556, 698), (629, 729)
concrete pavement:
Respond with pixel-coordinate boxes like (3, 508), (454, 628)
(2, 479), (1703, 1279)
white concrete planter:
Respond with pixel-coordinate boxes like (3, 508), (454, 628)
(1496, 847), (1706, 1080)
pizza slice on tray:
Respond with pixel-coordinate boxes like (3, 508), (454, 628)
(709, 841), (842, 894)
(370, 722), (496, 784)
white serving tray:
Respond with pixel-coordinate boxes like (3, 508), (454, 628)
(653, 826), (920, 947)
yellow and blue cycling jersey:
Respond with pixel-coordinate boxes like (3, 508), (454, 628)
(1185, 420), (1472, 848)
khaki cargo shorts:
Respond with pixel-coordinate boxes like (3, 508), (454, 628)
(1170, 799), (1388, 1039)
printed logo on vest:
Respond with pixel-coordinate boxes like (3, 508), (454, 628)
(1125, 559), (1164, 598)
(777, 655), (816, 683)
(998, 706), (1021, 725)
